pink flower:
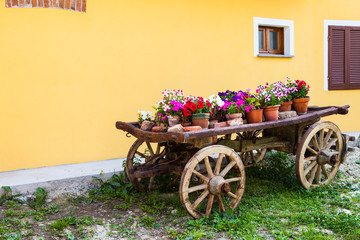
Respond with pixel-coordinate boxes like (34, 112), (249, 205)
(245, 106), (251, 113)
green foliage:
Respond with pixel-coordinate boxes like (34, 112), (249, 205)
(28, 187), (48, 208)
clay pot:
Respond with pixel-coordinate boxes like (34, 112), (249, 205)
(293, 97), (310, 114)
(246, 109), (263, 123)
(191, 113), (210, 129)
(279, 101), (293, 112)
(181, 122), (192, 127)
(262, 105), (280, 121)
(209, 120), (218, 129)
(168, 115), (180, 127)
(225, 113), (242, 120)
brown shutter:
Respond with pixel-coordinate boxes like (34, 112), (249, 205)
(349, 27), (360, 89)
(328, 26), (346, 90)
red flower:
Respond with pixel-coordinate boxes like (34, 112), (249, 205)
(190, 103), (197, 111)
(206, 100), (212, 107)
(183, 108), (191, 117)
(198, 101), (204, 109)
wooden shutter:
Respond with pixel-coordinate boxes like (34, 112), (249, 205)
(328, 26), (346, 90)
(328, 25), (360, 90)
(349, 27), (360, 89)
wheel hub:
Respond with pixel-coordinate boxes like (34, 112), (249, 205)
(317, 149), (338, 166)
(208, 175), (230, 195)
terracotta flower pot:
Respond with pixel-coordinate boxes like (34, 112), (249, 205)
(279, 101), (293, 112)
(247, 109), (263, 123)
(293, 97), (310, 114)
(168, 115), (180, 127)
(191, 113), (210, 129)
(225, 113), (242, 120)
(262, 105), (280, 121)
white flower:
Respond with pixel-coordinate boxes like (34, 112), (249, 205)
(209, 94), (225, 107)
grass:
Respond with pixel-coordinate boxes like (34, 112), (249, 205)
(0, 151), (359, 239)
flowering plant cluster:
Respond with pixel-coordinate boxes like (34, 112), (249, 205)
(243, 89), (262, 112)
(208, 94), (225, 119)
(292, 80), (310, 99)
(256, 82), (283, 107)
(182, 97), (212, 116)
(218, 90), (246, 114)
(153, 89), (185, 121)
(137, 111), (152, 124)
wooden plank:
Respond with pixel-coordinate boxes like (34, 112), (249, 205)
(115, 105), (350, 144)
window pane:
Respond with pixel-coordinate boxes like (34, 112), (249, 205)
(258, 30), (263, 49)
(270, 31), (278, 50)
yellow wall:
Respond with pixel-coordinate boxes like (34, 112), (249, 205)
(0, 0), (359, 171)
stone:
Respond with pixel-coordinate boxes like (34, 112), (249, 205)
(278, 111), (297, 120)
(168, 124), (184, 132)
(214, 121), (227, 128)
(151, 126), (164, 132)
(140, 120), (155, 131)
(226, 118), (243, 126)
(183, 126), (202, 132)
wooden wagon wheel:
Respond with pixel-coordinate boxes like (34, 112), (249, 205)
(240, 148), (267, 166)
(295, 121), (343, 189)
(126, 139), (168, 191)
(237, 131), (267, 166)
(180, 145), (245, 219)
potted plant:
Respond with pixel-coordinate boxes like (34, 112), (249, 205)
(183, 97), (212, 129)
(218, 90), (246, 120)
(137, 110), (154, 130)
(292, 80), (310, 114)
(154, 89), (185, 127)
(208, 94), (225, 128)
(243, 89), (263, 123)
(257, 83), (282, 121)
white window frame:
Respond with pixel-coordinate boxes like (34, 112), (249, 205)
(324, 20), (360, 91)
(253, 17), (294, 57)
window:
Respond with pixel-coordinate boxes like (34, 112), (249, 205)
(253, 17), (294, 57)
(258, 26), (284, 55)
(328, 25), (360, 90)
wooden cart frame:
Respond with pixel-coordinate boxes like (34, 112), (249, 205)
(116, 105), (351, 219)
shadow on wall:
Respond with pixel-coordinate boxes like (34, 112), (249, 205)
(5, 0), (86, 13)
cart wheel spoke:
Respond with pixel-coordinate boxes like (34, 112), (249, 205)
(304, 156), (317, 162)
(188, 184), (208, 193)
(220, 161), (236, 177)
(225, 177), (242, 183)
(206, 194), (214, 216)
(146, 142), (155, 156)
(323, 130), (334, 148)
(325, 138), (337, 150)
(306, 146), (318, 155)
(135, 151), (148, 160)
(156, 144), (160, 155)
(315, 165), (322, 184)
(312, 136), (320, 150)
(193, 169), (209, 183)
(304, 161), (317, 176)
(204, 157), (214, 177)
(319, 129), (325, 148)
(215, 195), (225, 212)
(308, 165), (318, 184)
(214, 153), (224, 175)
(296, 121), (343, 189)
(192, 190), (209, 209)
(227, 192), (238, 199)
(321, 165), (329, 179)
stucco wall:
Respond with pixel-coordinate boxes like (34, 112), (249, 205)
(0, 0), (359, 171)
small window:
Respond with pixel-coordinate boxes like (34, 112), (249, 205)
(258, 26), (284, 55)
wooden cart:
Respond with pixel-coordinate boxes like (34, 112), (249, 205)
(116, 105), (351, 219)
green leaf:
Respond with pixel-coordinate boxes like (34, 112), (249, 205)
(1, 186), (12, 192)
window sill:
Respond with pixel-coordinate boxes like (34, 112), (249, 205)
(257, 54), (294, 58)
